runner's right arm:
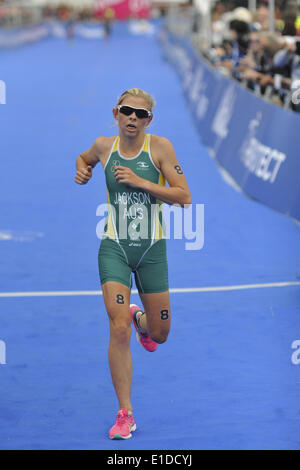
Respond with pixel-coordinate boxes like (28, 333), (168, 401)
(75, 138), (102, 185)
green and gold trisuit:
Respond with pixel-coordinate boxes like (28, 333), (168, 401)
(98, 134), (169, 293)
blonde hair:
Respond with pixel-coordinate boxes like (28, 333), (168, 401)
(116, 88), (156, 112)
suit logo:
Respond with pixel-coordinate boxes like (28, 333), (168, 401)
(110, 159), (120, 172)
(136, 161), (149, 170)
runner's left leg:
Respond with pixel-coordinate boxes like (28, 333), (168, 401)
(137, 290), (171, 344)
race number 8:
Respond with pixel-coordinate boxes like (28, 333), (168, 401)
(160, 309), (169, 321)
(174, 165), (183, 175)
(116, 294), (125, 304)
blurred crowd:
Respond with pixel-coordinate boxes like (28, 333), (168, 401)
(0, 2), (103, 27)
(42, 4), (98, 22)
(200, 1), (300, 111)
(0, 0), (164, 27)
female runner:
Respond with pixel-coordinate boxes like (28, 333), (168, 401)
(75, 88), (191, 439)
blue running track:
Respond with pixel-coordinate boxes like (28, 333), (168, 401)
(0, 22), (300, 450)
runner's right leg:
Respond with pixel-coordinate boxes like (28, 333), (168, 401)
(102, 281), (133, 412)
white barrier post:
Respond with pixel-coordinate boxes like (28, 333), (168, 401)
(206, 0), (212, 48)
(269, 0), (275, 32)
(194, 0), (213, 48)
(248, 0), (257, 13)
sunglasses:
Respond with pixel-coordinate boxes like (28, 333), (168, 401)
(117, 105), (152, 119)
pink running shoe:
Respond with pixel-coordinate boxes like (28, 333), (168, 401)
(109, 408), (136, 440)
(130, 304), (158, 352)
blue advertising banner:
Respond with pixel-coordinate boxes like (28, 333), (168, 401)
(0, 24), (50, 48)
(160, 28), (300, 222)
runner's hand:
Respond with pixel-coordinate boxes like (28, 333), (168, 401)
(75, 165), (92, 184)
(114, 166), (144, 188)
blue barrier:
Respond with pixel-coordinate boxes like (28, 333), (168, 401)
(160, 28), (300, 222)
(0, 24), (50, 47)
(0, 20), (156, 48)
(0, 22), (103, 48)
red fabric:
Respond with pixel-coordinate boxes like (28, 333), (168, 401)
(95, 0), (151, 20)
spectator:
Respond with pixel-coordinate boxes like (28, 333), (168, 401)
(200, 2), (300, 111)
(253, 4), (270, 31)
